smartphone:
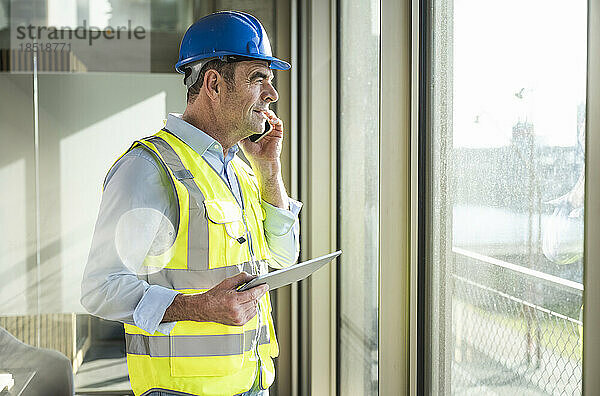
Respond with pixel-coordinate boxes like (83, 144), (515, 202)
(249, 120), (272, 142)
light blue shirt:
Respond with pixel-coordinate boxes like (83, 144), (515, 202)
(81, 113), (301, 335)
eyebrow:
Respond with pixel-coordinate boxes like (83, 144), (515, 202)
(249, 70), (273, 81)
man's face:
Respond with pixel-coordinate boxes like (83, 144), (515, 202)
(219, 60), (279, 138)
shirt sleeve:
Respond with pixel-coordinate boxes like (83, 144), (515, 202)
(261, 198), (302, 268)
(80, 148), (179, 335)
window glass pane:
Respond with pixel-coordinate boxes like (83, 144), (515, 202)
(338, 0), (380, 394)
(427, 1), (587, 394)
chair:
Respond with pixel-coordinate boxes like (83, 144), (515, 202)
(0, 326), (74, 395)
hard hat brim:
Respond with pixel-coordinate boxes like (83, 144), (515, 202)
(175, 52), (291, 73)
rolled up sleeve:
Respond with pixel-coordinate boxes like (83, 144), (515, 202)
(261, 198), (302, 268)
(133, 285), (179, 335)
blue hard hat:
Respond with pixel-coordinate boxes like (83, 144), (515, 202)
(175, 11), (291, 73)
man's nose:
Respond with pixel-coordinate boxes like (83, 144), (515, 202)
(262, 82), (279, 103)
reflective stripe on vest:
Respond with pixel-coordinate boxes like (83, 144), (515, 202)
(126, 325), (271, 357)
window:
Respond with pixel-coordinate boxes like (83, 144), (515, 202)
(425, 0), (587, 394)
(337, 0), (380, 394)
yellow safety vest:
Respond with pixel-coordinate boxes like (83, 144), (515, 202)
(111, 129), (279, 396)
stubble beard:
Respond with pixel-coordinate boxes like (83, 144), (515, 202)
(243, 111), (266, 137)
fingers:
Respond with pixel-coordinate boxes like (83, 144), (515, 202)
(236, 283), (269, 303)
(241, 302), (258, 322)
(217, 272), (255, 290)
(238, 299), (258, 311)
(229, 302), (259, 325)
(226, 299), (257, 325)
(262, 110), (283, 132)
(229, 293), (263, 325)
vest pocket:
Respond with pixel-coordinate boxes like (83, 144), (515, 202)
(204, 199), (250, 268)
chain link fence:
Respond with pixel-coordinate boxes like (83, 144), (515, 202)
(451, 252), (582, 396)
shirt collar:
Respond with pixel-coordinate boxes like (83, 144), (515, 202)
(163, 113), (239, 159)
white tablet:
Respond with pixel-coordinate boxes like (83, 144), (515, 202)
(237, 251), (342, 292)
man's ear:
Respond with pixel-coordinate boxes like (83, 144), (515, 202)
(203, 70), (220, 101)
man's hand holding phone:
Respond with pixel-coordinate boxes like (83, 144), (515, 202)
(240, 110), (284, 164)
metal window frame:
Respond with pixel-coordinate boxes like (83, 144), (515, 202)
(297, 0), (338, 395)
(298, 0), (417, 393)
(583, 0), (600, 393)
(379, 0), (418, 394)
(416, 0), (428, 394)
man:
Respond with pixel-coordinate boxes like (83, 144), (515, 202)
(81, 11), (300, 396)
